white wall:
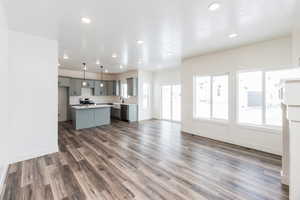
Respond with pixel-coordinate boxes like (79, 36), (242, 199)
(0, 0), (9, 190)
(292, 1), (300, 66)
(181, 37), (292, 155)
(7, 31), (58, 164)
(152, 68), (181, 119)
(290, 3), (300, 199)
(138, 70), (153, 121)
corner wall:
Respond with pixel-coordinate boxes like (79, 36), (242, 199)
(181, 37), (292, 155)
(138, 70), (153, 121)
(292, 1), (300, 66)
(0, 0), (9, 190)
(7, 31), (59, 164)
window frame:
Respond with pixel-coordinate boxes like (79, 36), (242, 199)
(193, 73), (229, 122)
(236, 66), (300, 129)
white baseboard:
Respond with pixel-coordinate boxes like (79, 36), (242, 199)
(0, 164), (8, 196)
(181, 128), (281, 155)
(8, 144), (59, 165)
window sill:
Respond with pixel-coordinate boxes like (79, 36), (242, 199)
(236, 123), (281, 134)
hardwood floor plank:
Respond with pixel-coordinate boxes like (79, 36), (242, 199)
(2, 120), (288, 200)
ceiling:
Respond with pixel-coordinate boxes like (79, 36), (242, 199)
(2, 0), (296, 73)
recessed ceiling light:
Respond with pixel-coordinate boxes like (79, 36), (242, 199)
(228, 33), (238, 38)
(63, 54), (69, 60)
(81, 17), (91, 24)
(120, 65), (123, 69)
(112, 54), (117, 58)
(96, 60), (100, 65)
(167, 52), (173, 56)
(208, 2), (221, 11)
(137, 40), (144, 44)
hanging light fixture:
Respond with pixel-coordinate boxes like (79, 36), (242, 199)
(100, 65), (104, 87)
(82, 63), (87, 87)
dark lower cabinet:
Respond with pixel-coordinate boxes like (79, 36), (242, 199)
(121, 104), (137, 122)
(111, 108), (121, 119)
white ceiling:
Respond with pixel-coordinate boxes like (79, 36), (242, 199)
(3, 0), (296, 73)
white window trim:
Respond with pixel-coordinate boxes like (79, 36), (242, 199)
(236, 67), (300, 129)
(193, 73), (229, 121)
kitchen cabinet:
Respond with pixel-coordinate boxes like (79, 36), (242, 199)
(121, 104), (138, 122)
(81, 79), (95, 88)
(106, 80), (114, 96)
(127, 78), (138, 96)
(70, 79), (82, 96)
(64, 77), (129, 97)
(58, 77), (70, 87)
(71, 106), (111, 130)
(94, 80), (107, 96)
(111, 107), (121, 119)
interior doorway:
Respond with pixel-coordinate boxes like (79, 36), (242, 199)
(58, 87), (69, 122)
(161, 84), (181, 122)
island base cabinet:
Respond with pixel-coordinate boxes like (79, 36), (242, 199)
(94, 108), (110, 126)
(73, 109), (94, 129)
(72, 107), (111, 130)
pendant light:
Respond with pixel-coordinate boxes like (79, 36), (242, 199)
(82, 63), (87, 87)
(100, 65), (104, 87)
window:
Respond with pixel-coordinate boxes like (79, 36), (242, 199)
(238, 68), (300, 126)
(212, 75), (229, 120)
(121, 83), (128, 98)
(194, 76), (211, 118)
(238, 71), (263, 124)
(143, 83), (150, 109)
(194, 74), (228, 120)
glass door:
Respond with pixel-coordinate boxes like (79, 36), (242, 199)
(162, 85), (172, 120)
(161, 85), (181, 122)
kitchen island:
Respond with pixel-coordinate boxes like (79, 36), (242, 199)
(71, 104), (111, 130)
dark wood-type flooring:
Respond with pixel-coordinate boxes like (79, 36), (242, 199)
(1, 120), (288, 200)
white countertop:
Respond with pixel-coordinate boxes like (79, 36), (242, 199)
(72, 104), (112, 110)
